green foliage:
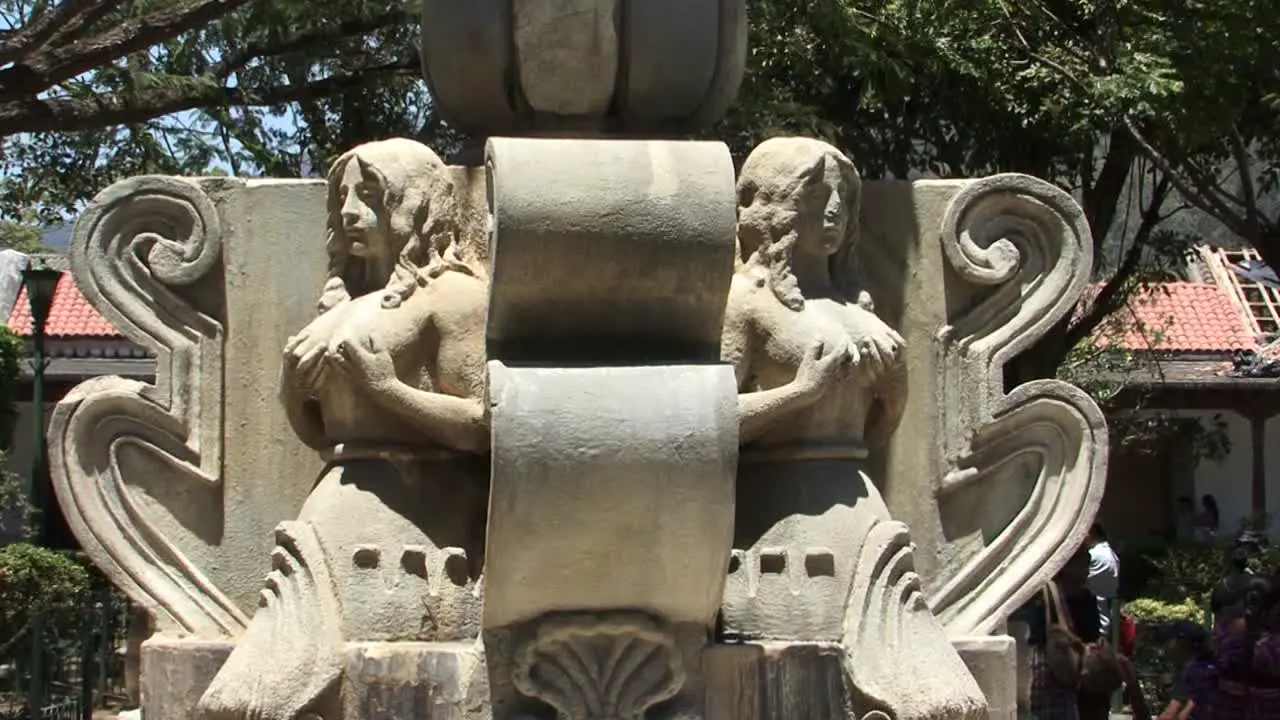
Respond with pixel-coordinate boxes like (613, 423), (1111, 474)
(0, 0), (431, 220)
(0, 326), (24, 537)
(1124, 596), (1209, 707)
(1123, 597), (1207, 627)
(0, 543), (92, 653)
(1126, 541), (1280, 607)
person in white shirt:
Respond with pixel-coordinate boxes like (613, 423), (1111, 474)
(1086, 522), (1119, 634)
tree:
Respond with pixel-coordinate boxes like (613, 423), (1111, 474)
(906, 0), (1280, 302)
(0, 0), (432, 223)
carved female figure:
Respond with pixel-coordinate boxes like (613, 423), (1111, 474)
(198, 138), (490, 720)
(720, 137), (986, 720)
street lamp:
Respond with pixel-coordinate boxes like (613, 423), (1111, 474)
(21, 256), (60, 720)
(22, 257), (61, 546)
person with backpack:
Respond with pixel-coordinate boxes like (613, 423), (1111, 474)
(1015, 548), (1103, 719)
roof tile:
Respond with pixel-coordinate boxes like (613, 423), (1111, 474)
(1090, 282), (1255, 353)
(6, 273), (120, 338)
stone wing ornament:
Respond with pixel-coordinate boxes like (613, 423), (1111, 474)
(855, 173), (1107, 638)
(49, 175), (329, 639)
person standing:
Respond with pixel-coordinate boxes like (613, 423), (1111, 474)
(1015, 548), (1102, 720)
(1194, 495), (1220, 543)
(1079, 524), (1121, 720)
(1086, 522), (1119, 635)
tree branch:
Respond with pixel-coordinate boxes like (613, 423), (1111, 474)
(1064, 174), (1173, 350)
(0, 59), (418, 135)
(0, 0), (257, 98)
(1082, 129), (1136, 245)
(213, 8), (411, 79)
(1121, 117), (1254, 240)
(1229, 126), (1261, 233)
(0, 0), (111, 66)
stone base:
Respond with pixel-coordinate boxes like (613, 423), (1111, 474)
(342, 642), (488, 720)
(702, 642), (848, 719)
(138, 635), (1009, 719)
(952, 635), (1017, 720)
(140, 636), (234, 720)
(140, 637), (488, 720)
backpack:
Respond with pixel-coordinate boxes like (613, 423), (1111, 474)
(1042, 582), (1124, 694)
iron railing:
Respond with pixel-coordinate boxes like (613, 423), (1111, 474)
(0, 591), (132, 720)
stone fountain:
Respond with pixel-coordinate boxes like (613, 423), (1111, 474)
(48, 2), (1107, 719)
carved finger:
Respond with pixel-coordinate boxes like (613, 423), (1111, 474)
(302, 357), (328, 387)
(296, 345), (325, 375)
(809, 340), (826, 362)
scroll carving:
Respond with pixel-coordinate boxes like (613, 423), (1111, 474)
(930, 173), (1108, 635)
(48, 176), (245, 636)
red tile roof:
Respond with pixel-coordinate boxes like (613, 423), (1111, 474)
(6, 273), (120, 338)
(1091, 282), (1256, 353)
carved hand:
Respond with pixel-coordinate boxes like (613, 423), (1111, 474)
(329, 338), (397, 392)
(849, 325), (905, 385)
(793, 340), (853, 398)
(282, 330), (329, 393)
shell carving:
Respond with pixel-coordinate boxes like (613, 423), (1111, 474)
(511, 612), (684, 720)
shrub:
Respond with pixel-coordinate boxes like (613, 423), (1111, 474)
(1123, 597), (1207, 628)
(1123, 597), (1208, 708)
(0, 543), (92, 652)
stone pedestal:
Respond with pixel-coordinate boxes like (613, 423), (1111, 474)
(952, 635), (1017, 720)
(140, 636), (233, 720)
(341, 643), (489, 720)
(702, 643), (849, 720)
(142, 637), (491, 719)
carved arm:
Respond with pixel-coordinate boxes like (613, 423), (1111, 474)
(738, 384), (820, 445)
(366, 380), (489, 454)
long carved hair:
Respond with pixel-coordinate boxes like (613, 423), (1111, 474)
(317, 138), (476, 314)
(735, 137), (866, 311)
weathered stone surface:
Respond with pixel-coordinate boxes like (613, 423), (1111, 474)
(140, 636), (233, 719)
(953, 635), (1018, 720)
(341, 643), (489, 720)
(54, 132), (1104, 719)
(419, 0), (747, 136)
(484, 137), (738, 364)
(485, 364), (738, 631)
(512, 0), (619, 117)
(702, 643), (849, 719)
(49, 175), (329, 638)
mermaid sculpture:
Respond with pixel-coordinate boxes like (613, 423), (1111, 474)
(198, 138), (490, 719)
(720, 137), (988, 720)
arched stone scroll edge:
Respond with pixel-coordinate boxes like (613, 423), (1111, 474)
(48, 175), (247, 636)
(938, 172), (1092, 374)
(928, 380), (1107, 636)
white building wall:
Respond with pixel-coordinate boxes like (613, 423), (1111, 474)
(1148, 410), (1280, 540)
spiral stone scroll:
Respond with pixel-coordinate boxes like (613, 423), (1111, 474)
(48, 176), (247, 637)
(928, 173), (1107, 636)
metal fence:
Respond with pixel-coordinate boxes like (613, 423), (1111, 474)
(0, 592), (132, 720)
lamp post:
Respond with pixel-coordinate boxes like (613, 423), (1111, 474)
(22, 257), (61, 546)
(21, 257), (61, 719)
